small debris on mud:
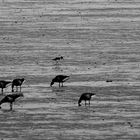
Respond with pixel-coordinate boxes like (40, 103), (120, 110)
(127, 122), (133, 127)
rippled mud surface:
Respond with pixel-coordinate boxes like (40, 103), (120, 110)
(0, 0), (140, 139)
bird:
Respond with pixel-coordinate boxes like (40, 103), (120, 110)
(11, 78), (25, 92)
(0, 93), (24, 110)
(78, 93), (95, 106)
(50, 75), (69, 87)
(0, 80), (11, 94)
(52, 56), (63, 63)
(106, 79), (112, 82)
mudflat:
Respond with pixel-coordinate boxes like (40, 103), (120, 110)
(0, 0), (140, 139)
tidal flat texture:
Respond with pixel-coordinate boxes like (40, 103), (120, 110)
(0, 0), (140, 139)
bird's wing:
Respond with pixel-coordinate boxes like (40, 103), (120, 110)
(6, 82), (12, 87)
(63, 76), (69, 81)
(0, 96), (12, 104)
(7, 96), (13, 101)
(84, 94), (91, 99)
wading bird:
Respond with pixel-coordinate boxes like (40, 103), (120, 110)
(0, 93), (24, 110)
(12, 78), (25, 92)
(52, 56), (63, 63)
(78, 93), (95, 106)
(50, 75), (69, 87)
(0, 80), (11, 94)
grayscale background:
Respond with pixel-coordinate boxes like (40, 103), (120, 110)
(0, 0), (140, 139)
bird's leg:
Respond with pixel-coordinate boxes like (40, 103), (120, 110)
(12, 88), (14, 92)
(1, 88), (3, 94)
(56, 60), (58, 64)
(85, 100), (86, 106)
(89, 100), (90, 106)
(10, 103), (13, 110)
(20, 86), (21, 92)
(62, 82), (63, 87)
(16, 86), (18, 92)
(12, 85), (14, 92)
(59, 82), (60, 87)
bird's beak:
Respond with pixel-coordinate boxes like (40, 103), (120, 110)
(50, 81), (54, 87)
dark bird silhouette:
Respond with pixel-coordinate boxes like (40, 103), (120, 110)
(50, 75), (69, 87)
(106, 79), (112, 82)
(0, 80), (11, 94)
(52, 56), (63, 63)
(12, 78), (25, 92)
(0, 93), (23, 110)
(78, 93), (95, 106)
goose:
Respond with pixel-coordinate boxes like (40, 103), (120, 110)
(12, 78), (25, 92)
(0, 93), (23, 110)
(50, 75), (69, 87)
(78, 93), (95, 106)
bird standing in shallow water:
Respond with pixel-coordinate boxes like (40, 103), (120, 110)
(52, 56), (63, 63)
(50, 75), (69, 87)
(12, 78), (25, 92)
(0, 93), (24, 110)
(0, 80), (11, 94)
(78, 93), (95, 106)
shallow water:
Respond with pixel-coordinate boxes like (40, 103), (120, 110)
(0, 0), (140, 139)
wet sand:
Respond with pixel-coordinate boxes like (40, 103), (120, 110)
(0, 0), (140, 139)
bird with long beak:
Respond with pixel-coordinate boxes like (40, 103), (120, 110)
(50, 75), (69, 87)
(78, 93), (95, 106)
(0, 93), (24, 110)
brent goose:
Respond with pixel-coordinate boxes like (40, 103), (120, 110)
(12, 78), (25, 92)
(0, 93), (23, 110)
(0, 80), (11, 94)
(50, 75), (69, 87)
(78, 93), (95, 106)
